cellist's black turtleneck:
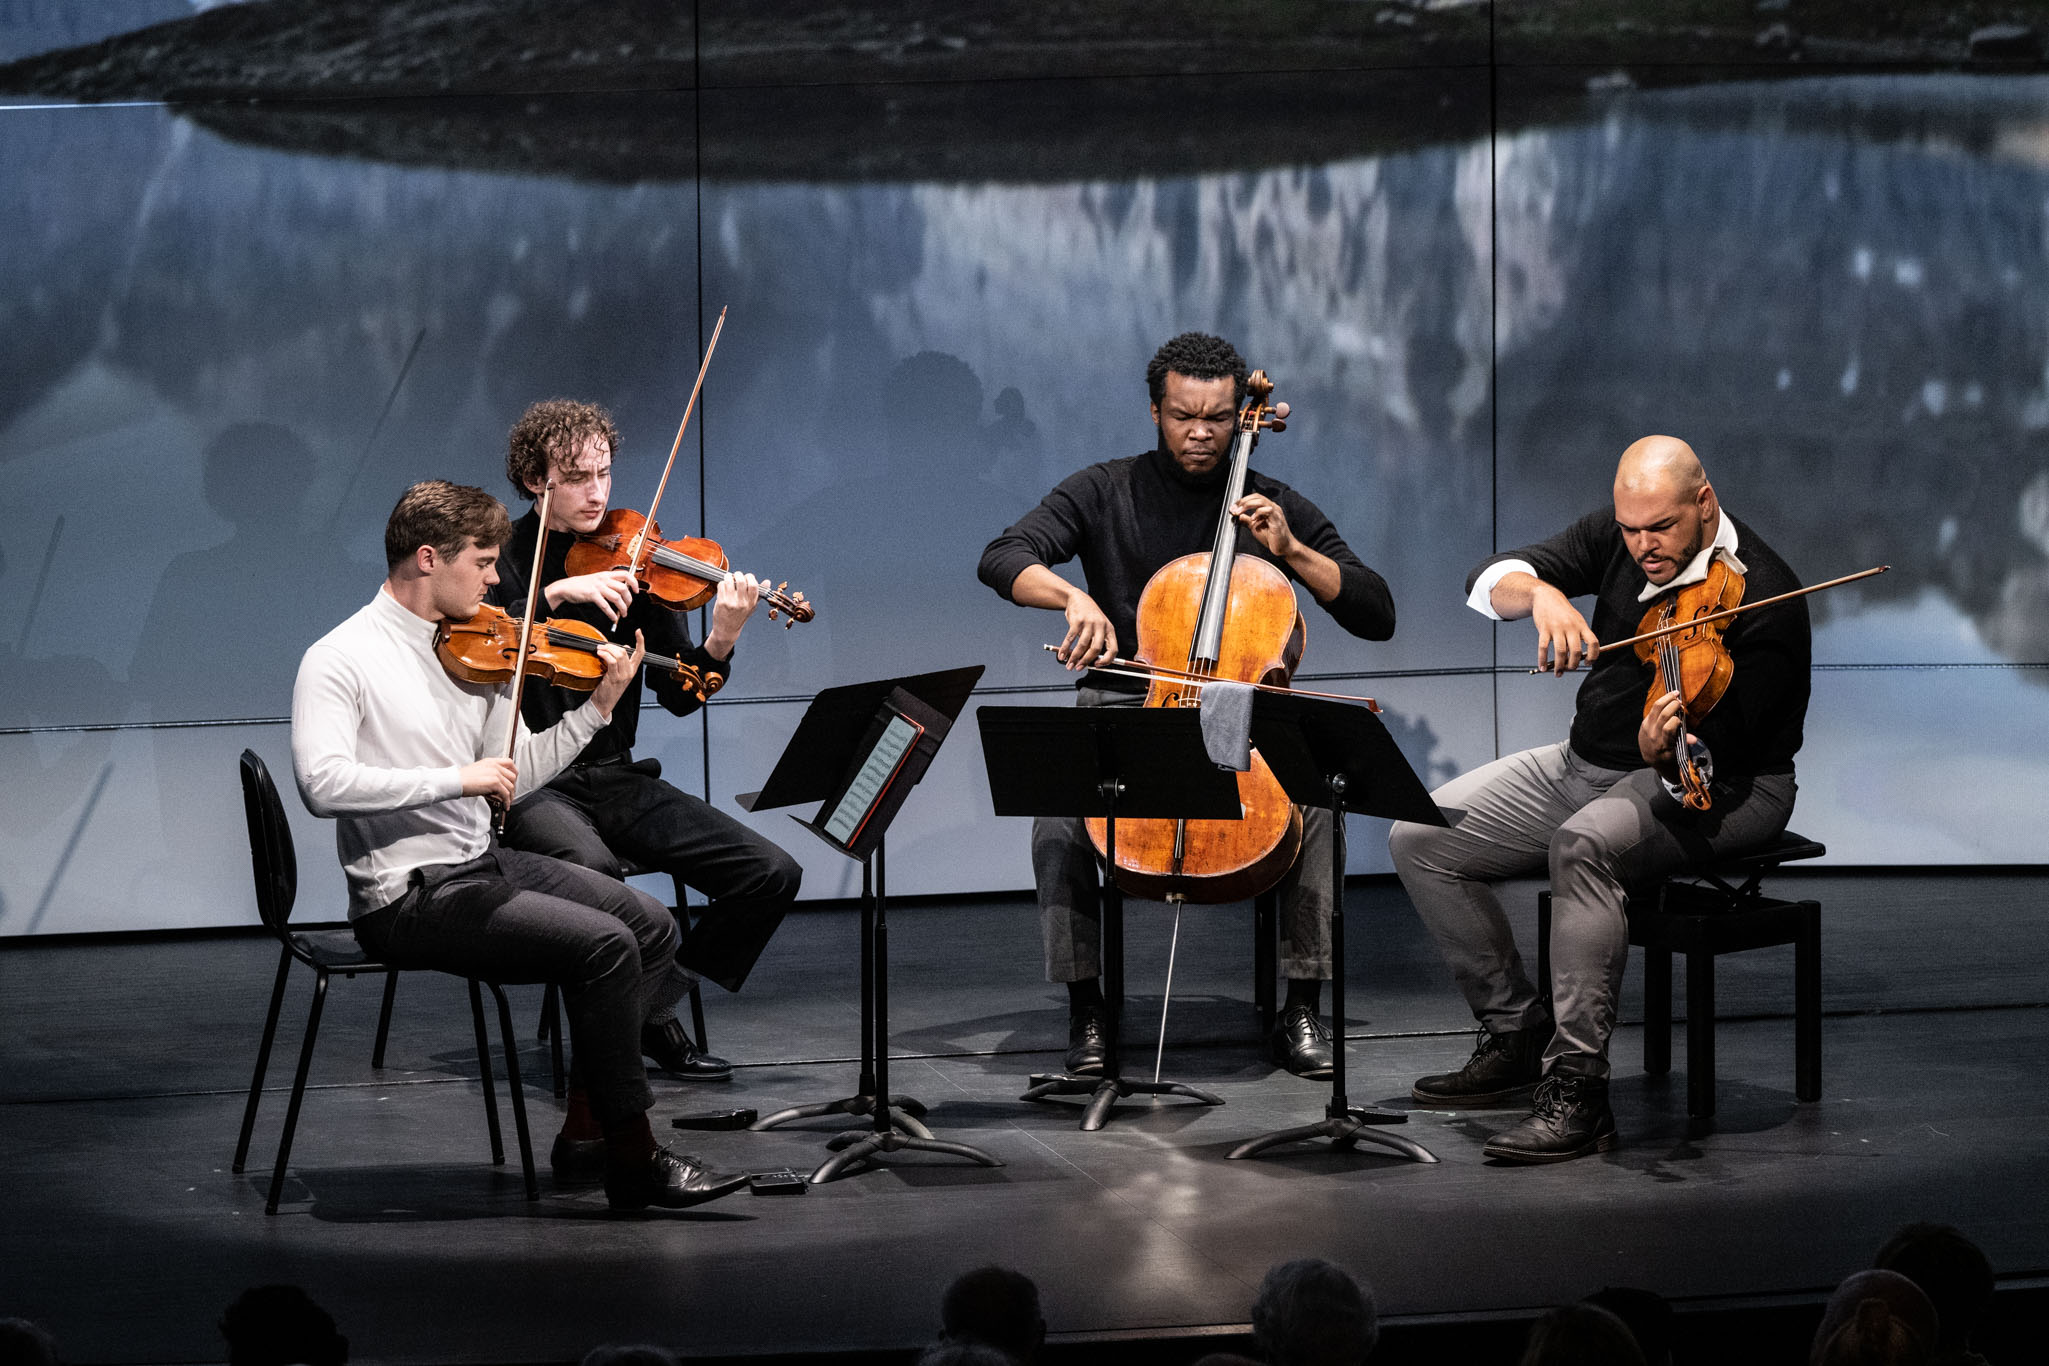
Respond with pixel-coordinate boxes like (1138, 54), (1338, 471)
(977, 446), (1395, 691)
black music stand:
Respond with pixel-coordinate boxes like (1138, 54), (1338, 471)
(1226, 691), (1448, 1164)
(977, 705), (1241, 1132)
(741, 666), (1002, 1183)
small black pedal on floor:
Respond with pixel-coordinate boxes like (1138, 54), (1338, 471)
(670, 1109), (757, 1131)
(748, 1168), (808, 1195)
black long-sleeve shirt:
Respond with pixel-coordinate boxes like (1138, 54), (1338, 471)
(978, 446), (1395, 691)
(1470, 510), (1810, 777)
(487, 509), (729, 767)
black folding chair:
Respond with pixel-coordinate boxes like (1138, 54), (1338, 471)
(231, 749), (537, 1214)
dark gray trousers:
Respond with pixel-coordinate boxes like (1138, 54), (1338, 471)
(353, 847), (678, 1128)
(1388, 742), (1795, 1077)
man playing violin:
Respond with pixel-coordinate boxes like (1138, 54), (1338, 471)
(488, 399), (801, 1088)
(291, 479), (748, 1210)
(977, 332), (1397, 1080)
(1388, 435), (1809, 1162)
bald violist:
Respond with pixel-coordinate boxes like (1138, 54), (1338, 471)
(1388, 436), (1811, 1162)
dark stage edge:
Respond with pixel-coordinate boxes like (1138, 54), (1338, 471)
(3, 873), (2047, 1365)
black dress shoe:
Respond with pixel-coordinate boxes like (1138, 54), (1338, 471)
(1064, 1006), (1110, 1077)
(642, 1019), (733, 1082)
(549, 1131), (605, 1183)
(604, 1145), (752, 1211)
(1483, 1073), (1617, 1164)
(1411, 1020), (1549, 1107)
(1268, 1004), (1335, 1079)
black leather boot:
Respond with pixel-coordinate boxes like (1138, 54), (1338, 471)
(1482, 1073), (1617, 1163)
(1410, 1019), (1549, 1107)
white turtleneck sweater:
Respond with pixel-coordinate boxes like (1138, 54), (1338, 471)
(291, 587), (606, 918)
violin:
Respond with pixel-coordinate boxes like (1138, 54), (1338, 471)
(563, 508), (813, 626)
(1635, 557), (1743, 811)
(563, 304), (814, 628)
(436, 602), (722, 702)
(1084, 371), (1303, 904)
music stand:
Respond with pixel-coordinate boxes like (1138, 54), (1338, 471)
(1227, 690), (1448, 1164)
(741, 666), (1002, 1183)
(977, 705), (1241, 1131)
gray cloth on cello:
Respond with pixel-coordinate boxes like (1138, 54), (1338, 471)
(1199, 680), (1255, 771)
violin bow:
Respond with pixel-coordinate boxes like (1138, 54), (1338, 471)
(497, 482), (556, 831)
(1529, 564), (1890, 674)
(630, 305), (729, 578)
(1043, 646), (1381, 712)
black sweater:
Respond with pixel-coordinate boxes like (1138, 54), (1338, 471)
(978, 446), (1395, 691)
(1471, 511), (1809, 777)
(487, 510), (728, 767)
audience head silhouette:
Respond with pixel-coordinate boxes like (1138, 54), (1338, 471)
(940, 1266), (1045, 1364)
(1252, 1259), (1379, 1366)
(0, 1318), (58, 1366)
(1581, 1287), (1675, 1366)
(916, 1343), (1019, 1366)
(1810, 1270), (1936, 1366)
(578, 1345), (679, 1366)
(219, 1286), (347, 1366)
(1519, 1302), (1645, 1366)
(1873, 1222), (1993, 1356)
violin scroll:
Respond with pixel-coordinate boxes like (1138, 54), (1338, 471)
(764, 582), (813, 627)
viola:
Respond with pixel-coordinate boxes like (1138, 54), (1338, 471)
(1634, 557), (1743, 811)
(1083, 371), (1303, 904)
(563, 507), (813, 625)
(436, 602), (721, 702)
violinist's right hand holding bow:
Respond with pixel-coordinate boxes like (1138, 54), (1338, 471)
(546, 567), (639, 624)
(460, 757), (518, 809)
(1493, 572), (1601, 676)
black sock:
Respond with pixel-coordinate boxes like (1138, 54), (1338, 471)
(1284, 978), (1323, 1014)
(1067, 978), (1104, 1013)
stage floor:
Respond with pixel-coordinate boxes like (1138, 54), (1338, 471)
(3, 872), (2046, 1364)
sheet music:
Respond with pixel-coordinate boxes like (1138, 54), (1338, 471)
(824, 714), (921, 844)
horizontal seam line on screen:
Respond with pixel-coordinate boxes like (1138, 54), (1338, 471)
(8, 1000), (2044, 1106)
(6, 660), (2046, 732)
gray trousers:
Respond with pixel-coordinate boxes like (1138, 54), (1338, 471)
(1034, 687), (1335, 984)
(1387, 742), (1795, 1077)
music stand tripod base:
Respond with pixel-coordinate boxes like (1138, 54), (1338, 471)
(751, 1091), (932, 1140)
(812, 1126), (1006, 1184)
(1021, 1071), (1225, 1133)
(1226, 1105), (1438, 1163)
(1225, 690), (1448, 1166)
(739, 668), (1004, 1185)
(977, 707), (1244, 1134)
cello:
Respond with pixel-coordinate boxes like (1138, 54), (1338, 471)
(1084, 371), (1304, 903)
